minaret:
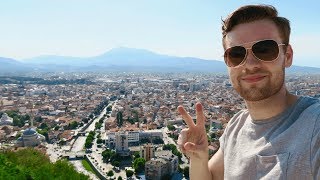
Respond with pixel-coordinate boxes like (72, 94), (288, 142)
(31, 117), (34, 128)
(30, 103), (34, 128)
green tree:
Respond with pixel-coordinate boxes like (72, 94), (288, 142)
(96, 138), (103, 144)
(95, 122), (102, 130)
(167, 124), (176, 131)
(35, 116), (43, 123)
(132, 158), (146, 173)
(112, 161), (120, 167)
(99, 118), (104, 124)
(126, 170), (134, 178)
(37, 129), (49, 142)
(117, 176), (123, 180)
(107, 106), (112, 112)
(69, 121), (78, 129)
(82, 117), (89, 123)
(116, 111), (123, 127)
(102, 149), (116, 162)
(163, 144), (182, 161)
(54, 125), (60, 131)
(107, 170), (114, 177)
(40, 122), (48, 129)
(133, 151), (140, 160)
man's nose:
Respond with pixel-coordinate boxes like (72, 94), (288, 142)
(243, 48), (262, 69)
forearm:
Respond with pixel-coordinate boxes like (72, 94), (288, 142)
(190, 158), (212, 180)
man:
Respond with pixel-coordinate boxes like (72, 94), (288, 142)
(177, 4), (320, 180)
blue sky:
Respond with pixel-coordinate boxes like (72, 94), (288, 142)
(1, 0), (320, 67)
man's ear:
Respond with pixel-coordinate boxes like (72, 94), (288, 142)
(284, 44), (293, 68)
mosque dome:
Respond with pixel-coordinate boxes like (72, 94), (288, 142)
(23, 128), (37, 136)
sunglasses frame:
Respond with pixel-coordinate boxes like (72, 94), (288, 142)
(224, 39), (287, 68)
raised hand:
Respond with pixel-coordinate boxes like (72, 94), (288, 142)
(177, 102), (209, 160)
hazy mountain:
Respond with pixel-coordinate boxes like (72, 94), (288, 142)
(21, 47), (227, 72)
(2, 47), (320, 74)
(0, 57), (34, 74)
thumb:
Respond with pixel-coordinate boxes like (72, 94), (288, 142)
(184, 142), (201, 153)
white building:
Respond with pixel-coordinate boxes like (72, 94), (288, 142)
(0, 113), (13, 126)
(115, 131), (130, 156)
(106, 129), (161, 147)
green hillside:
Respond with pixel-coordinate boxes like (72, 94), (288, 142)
(0, 148), (89, 180)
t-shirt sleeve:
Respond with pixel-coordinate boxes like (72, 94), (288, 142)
(311, 113), (320, 179)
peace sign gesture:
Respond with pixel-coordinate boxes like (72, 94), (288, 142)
(177, 102), (209, 160)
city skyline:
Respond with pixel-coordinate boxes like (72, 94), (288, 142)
(1, 1), (320, 68)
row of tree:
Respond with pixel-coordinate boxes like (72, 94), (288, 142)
(163, 144), (183, 162)
(85, 131), (95, 149)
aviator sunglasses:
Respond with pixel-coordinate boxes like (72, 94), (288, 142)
(224, 39), (287, 67)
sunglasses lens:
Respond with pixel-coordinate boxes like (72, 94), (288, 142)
(225, 46), (246, 67)
(252, 40), (279, 61)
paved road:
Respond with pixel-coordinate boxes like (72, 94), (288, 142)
(162, 127), (189, 168)
(87, 107), (107, 132)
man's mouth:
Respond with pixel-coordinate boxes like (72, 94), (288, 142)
(242, 75), (267, 83)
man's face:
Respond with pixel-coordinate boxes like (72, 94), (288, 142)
(224, 19), (293, 101)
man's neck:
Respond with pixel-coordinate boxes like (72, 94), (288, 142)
(245, 86), (298, 120)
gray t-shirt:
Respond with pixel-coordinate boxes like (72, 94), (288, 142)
(219, 96), (320, 180)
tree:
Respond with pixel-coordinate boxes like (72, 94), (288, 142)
(133, 151), (140, 160)
(102, 149), (116, 162)
(54, 125), (60, 131)
(82, 117), (89, 123)
(99, 118), (104, 124)
(107, 106), (112, 112)
(132, 158), (146, 173)
(126, 170), (134, 178)
(107, 170), (114, 177)
(96, 138), (103, 144)
(40, 123), (48, 129)
(95, 122), (102, 130)
(167, 124), (176, 131)
(116, 111), (123, 127)
(117, 176), (123, 180)
(35, 116), (43, 123)
(37, 129), (49, 142)
(112, 161), (120, 167)
(69, 121), (78, 129)
(163, 144), (182, 161)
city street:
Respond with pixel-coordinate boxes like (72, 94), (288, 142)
(162, 127), (189, 168)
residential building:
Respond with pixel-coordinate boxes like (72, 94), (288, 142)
(140, 143), (155, 161)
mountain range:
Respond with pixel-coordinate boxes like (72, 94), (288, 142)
(1, 47), (319, 75)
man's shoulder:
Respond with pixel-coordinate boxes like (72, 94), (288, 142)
(299, 96), (320, 117)
(298, 96), (320, 133)
(226, 109), (249, 128)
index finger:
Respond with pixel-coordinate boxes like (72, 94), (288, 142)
(178, 105), (195, 128)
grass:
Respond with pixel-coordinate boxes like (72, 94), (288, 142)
(82, 159), (96, 174)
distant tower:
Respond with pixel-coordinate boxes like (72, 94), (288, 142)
(31, 116), (34, 127)
(30, 103), (35, 128)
